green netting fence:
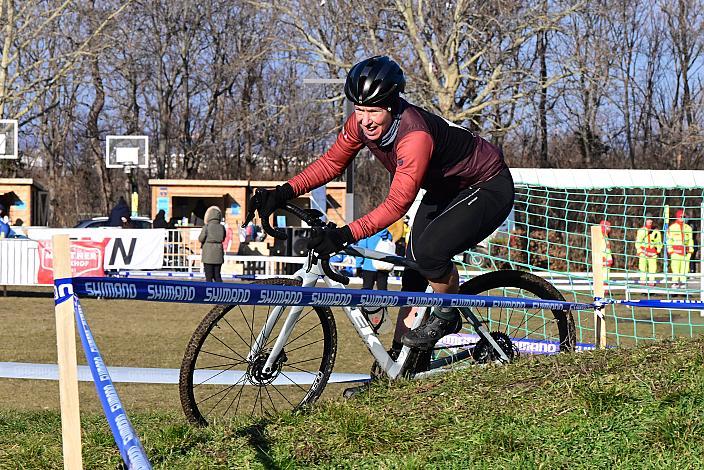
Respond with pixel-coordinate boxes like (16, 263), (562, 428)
(456, 169), (704, 347)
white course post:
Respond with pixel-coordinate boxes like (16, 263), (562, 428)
(700, 202), (704, 315)
(53, 234), (83, 469)
(590, 225), (607, 349)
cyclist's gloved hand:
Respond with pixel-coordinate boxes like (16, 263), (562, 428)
(308, 225), (355, 256)
(250, 183), (295, 221)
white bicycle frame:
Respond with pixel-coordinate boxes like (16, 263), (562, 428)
(249, 245), (510, 380)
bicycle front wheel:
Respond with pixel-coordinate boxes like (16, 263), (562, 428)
(431, 270), (576, 368)
(179, 278), (337, 425)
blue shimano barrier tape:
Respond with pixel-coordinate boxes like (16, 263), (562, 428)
(72, 297), (152, 470)
(53, 277), (74, 305)
(609, 298), (704, 310)
(69, 276), (595, 311)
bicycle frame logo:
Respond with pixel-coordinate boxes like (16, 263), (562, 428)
(54, 278), (74, 305)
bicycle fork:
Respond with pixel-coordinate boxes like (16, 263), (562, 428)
(250, 268), (323, 374)
(248, 304), (304, 374)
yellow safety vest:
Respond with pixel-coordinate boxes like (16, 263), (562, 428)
(666, 222), (693, 256)
(635, 227), (662, 258)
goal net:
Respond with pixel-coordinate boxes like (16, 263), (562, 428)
(461, 168), (704, 346)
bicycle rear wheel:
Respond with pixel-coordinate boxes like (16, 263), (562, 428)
(179, 278), (337, 425)
(430, 270), (576, 368)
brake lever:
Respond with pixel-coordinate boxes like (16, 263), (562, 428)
(242, 207), (256, 228)
(306, 250), (315, 274)
(242, 192), (260, 228)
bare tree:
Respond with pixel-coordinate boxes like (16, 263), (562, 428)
(659, 0), (704, 169)
(0, 0), (131, 120)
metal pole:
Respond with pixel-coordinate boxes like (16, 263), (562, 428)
(302, 77), (355, 223)
(130, 171), (139, 217)
(344, 98), (355, 223)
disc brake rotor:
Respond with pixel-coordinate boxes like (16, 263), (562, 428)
(248, 350), (287, 385)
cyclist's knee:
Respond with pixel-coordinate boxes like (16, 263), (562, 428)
(419, 260), (454, 282)
(414, 248), (454, 281)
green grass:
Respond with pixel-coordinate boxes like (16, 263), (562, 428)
(1, 336), (703, 468)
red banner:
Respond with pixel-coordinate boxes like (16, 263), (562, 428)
(37, 239), (108, 284)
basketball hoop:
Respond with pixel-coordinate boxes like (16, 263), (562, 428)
(105, 135), (149, 218)
(0, 119), (19, 160)
(106, 136), (149, 169)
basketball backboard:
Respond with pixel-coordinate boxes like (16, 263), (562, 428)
(106, 135), (149, 169)
(0, 119), (19, 159)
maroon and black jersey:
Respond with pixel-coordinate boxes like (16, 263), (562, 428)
(289, 98), (507, 240)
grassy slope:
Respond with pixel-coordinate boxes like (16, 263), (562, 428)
(1, 337), (702, 469)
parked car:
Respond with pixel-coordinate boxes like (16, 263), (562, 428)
(73, 216), (153, 229)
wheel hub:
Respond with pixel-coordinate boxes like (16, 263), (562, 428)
(472, 332), (517, 364)
(248, 350), (287, 385)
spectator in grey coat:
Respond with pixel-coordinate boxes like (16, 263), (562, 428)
(199, 206), (225, 282)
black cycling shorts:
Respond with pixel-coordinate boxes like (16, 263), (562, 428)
(402, 167), (514, 292)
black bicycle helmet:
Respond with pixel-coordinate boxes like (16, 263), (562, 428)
(344, 56), (405, 107)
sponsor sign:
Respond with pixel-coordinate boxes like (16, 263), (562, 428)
(27, 228), (165, 270)
(437, 333), (597, 354)
(38, 240), (108, 284)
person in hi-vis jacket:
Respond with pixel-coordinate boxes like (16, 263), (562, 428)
(635, 213), (662, 286)
(666, 209), (694, 288)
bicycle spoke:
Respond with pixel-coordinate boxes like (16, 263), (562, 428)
(204, 332), (249, 363)
(198, 349), (247, 365)
(236, 305), (255, 345)
(285, 356), (323, 368)
(221, 315), (254, 352)
(285, 364), (320, 375)
(192, 364), (239, 388)
(497, 302), (505, 332)
(221, 377), (248, 418)
(257, 306), (275, 351)
(269, 381), (296, 408)
(197, 373), (248, 417)
(247, 306), (255, 350)
(263, 385), (278, 414)
(509, 310), (534, 337)
(282, 318), (321, 348)
(513, 317), (557, 342)
(263, 307), (315, 350)
(193, 360), (245, 372)
(284, 337), (324, 355)
(251, 386), (262, 417)
(278, 371), (311, 393)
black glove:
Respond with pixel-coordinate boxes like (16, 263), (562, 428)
(249, 183), (295, 222)
(307, 225), (355, 256)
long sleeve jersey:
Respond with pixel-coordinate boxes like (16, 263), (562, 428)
(288, 99), (507, 241)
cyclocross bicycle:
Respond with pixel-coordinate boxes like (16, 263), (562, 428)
(179, 197), (576, 425)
